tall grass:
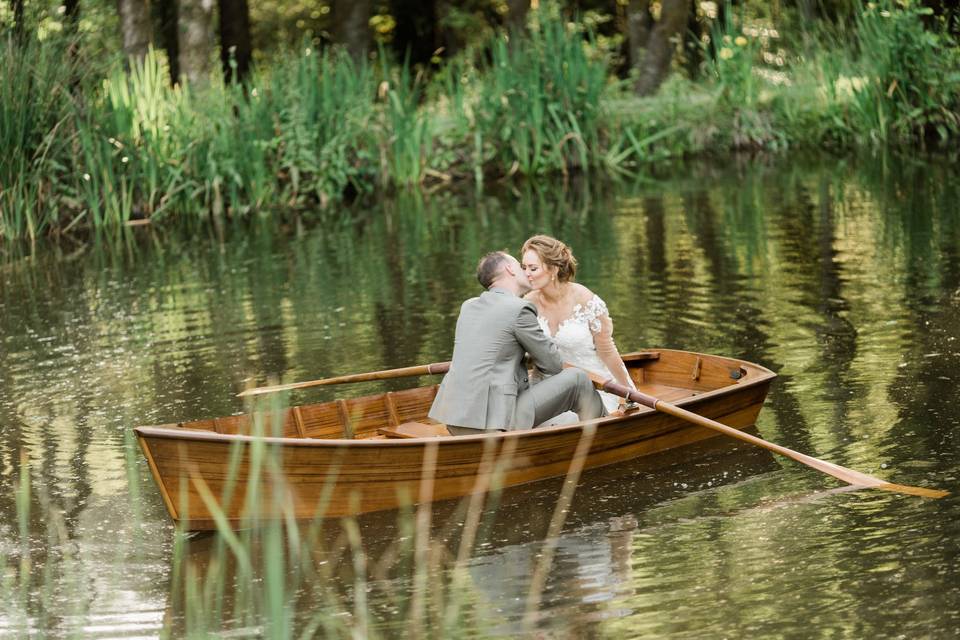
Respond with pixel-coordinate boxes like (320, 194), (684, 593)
(850, 0), (960, 143)
(474, 16), (606, 176)
(0, 13), (639, 240)
(268, 46), (376, 206)
(2, 450), (88, 636)
(776, 1), (960, 146)
(68, 47), (378, 226)
(0, 35), (75, 240)
(365, 48), (433, 188)
(191, 404), (595, 638)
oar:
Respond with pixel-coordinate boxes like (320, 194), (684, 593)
(591, 374), (948, 499)
(237, 361), (451, 397)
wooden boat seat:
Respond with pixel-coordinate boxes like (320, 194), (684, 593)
(377, 421), (451, 439)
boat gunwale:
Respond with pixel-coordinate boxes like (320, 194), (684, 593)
(134, 350), (776, 447)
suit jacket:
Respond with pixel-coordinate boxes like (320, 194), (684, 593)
(428, 287), (563, 430)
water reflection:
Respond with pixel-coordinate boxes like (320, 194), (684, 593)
(1, 151), (959, 637)
(159, 438), (780, 638)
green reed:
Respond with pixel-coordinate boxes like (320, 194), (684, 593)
(266, 46), (377, 206)
(0, 35), (74, 241)
(14, 451), (30, 623)
(471, 15), (606, 176)
(133, 389), (597, 638)
(776, 1), (959, 147)
(3, 450), (89, 638)
(380, 56), (433, 186)
(849, 0), (960, 143)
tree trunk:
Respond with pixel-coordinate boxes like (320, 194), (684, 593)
(391, 0), (437, 67)
(155, 0), (179, 84)
(634, 0), (689, 96)
(13, 0), (25, 44)
(218, 0), (251, 82)
(707, 0), (727, 62)
(64, 0), (81, 31)
(178, 0), (214, 86)
(435, 1), (464, 59)
(118, 0), (153, 64)
(332, 0), (371, 62)
(626, 0), (653, 73)
(684, 0), (702, 79)
(506, 0), (530, 32)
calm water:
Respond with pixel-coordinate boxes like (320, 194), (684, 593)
(1, 151), (959, 638)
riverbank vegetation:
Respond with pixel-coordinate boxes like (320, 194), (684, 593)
(1, 1), (958, 241)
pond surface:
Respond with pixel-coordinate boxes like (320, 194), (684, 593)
(1, 151), (959, 638)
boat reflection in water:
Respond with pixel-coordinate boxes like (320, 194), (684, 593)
(162, 434), (781, 637)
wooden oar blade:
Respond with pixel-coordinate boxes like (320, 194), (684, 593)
(591, 375), (949, 500)
(873, 482), (949, 499)
(238, 384), (293, 398)
(769, 450), (949, 499)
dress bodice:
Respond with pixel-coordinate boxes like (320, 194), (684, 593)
(538, 295), (610, 372)
(537, 295), (620, 413)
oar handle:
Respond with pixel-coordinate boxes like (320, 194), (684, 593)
(238, 361), (451, 397)
(567, 366), (659, 409)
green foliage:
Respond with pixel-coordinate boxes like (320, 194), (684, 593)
(2, 3), (960, 241)
(0, 44), (384, 239)
(600, 77), (703, 168)
(249, 0), (331, 55)
(380, 56), (433, 185)
(474, 16), (606, 175)
(709, 33), (762, 109)
(772, 0), (960, 147)
(267, 46), (376, 203)
(0, 35), (74, 240)
(850, 0), (960, 142)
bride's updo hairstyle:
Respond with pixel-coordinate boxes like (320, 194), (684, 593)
(521, 235), (578, 283)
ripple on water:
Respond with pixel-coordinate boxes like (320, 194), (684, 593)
(3, 156), (960, 638)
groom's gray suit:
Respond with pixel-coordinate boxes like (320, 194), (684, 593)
(428, 287), (604, 431)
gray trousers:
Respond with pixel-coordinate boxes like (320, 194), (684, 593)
(448, 369), (605, 435)
(517, 368), (605, 428)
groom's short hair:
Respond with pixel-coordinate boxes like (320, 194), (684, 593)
(476, 251), (510, 289)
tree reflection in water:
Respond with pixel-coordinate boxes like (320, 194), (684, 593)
(1, 151), (958, 637)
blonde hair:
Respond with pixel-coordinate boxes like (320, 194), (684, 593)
(521, 235), (577, 283)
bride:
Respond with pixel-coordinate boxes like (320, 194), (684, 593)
(521, 234), (638, 417)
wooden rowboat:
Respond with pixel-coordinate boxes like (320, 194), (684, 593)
(135, 349), (776, 530)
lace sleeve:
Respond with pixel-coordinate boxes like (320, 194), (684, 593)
(584, 295), (608, 334)
(589, 296), (637, 392)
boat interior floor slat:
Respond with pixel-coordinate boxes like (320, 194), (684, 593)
(634, 383), (695, 403)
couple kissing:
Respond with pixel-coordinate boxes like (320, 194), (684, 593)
(429, 234), (638, 435)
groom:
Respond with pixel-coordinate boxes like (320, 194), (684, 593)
(429, 251), (605, 435)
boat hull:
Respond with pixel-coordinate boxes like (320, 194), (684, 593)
(135, 349), (775, 530)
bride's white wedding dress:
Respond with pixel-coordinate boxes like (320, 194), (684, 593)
(535, 294), (634, 421)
